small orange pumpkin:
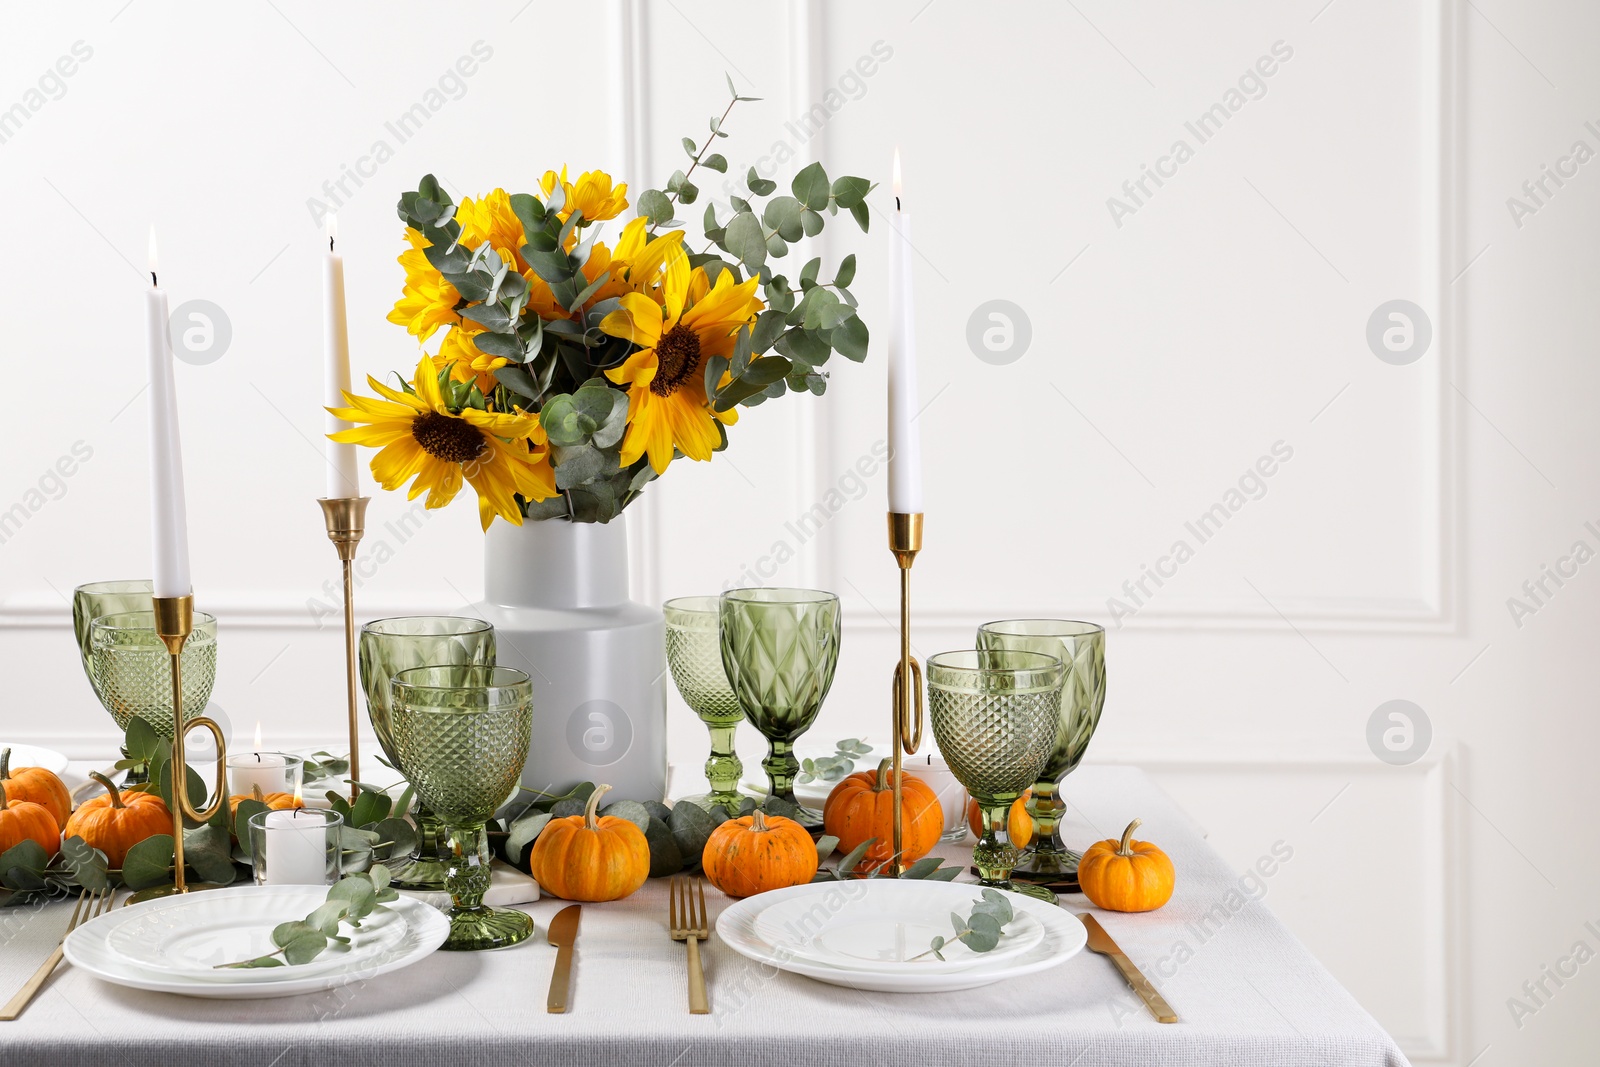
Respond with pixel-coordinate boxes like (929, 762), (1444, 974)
(0, 780), (60, 861)
(702, 808), (818, 898)
(823, 758), (942, 870)
(528, 784), (650, 902)
(1077, 818), (1175, 912)
(62, 772), (172, 869)
(228, 789), (304, 823)
(967, 789), (1034, 848)
(0, 747), (71, 827)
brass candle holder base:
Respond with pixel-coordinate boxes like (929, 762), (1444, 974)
(887, 512), (924, 876)
(127, 593), (229, 904)
(318, 496), (370, 802)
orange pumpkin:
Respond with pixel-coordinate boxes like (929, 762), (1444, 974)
(528, 784), (650, 902)
(228, 790), (304, 823)
(0, 747), (71, 827)
(1077, 818), (1175, 913)
(823, 758), (942, 870)
(967, 789), (1034, 848)
(0, 780), (60, 861)
(702, 809), (818, 898)
(62, 772), (172, 869)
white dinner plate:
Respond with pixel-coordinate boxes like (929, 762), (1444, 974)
(752, 886), (1045, 973)
(0, 743), (69, 776)
(64, 885), (449, 998)
(718, 879), (1087, 992)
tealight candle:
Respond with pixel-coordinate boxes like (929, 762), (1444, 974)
(227, 751), (288, 798)
(908, 751), (968, 841)
(251, 808), (339, 886)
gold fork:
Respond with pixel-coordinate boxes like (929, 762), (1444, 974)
(1, 886), (114, 1021)
(668, 875), (709, 1014)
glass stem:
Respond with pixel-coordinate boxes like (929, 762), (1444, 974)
(1025, 780), (1067, 856)
(972, 796), (1022, 886)
(444, 822), (491, 913)
(763, 738), (800, 804)
(704, 722), (743, 807)
(413, 802), (447, 862)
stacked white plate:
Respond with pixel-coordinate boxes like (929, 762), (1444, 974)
(717, 879), (1087, 992)
(63, 885), (449, 998)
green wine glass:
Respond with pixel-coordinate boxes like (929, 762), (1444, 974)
(977, 619), (1106, 883)
(926, 649), (1063, 903)
(88, 610), (219, 738)
(74, 581), (156, 781)
(359, 616), (496, 890)
(390, 665), (533, 951)
(664, 597), (744, 814)
(719, 588), (840, 830)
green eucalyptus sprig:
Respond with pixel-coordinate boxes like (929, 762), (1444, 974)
(216, 866), (398, 969)
(810, 835), (964, 883)
(913, 888), (1016, 962)
(796, 737), (874, 784)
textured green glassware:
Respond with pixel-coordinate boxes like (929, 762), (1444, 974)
(390, 665), (533, 951)
(719, 588), (840, 830)
(977, 620), (1106, 882)
(664, 597), (744, 813)
(88, 610), (219, 740)
(926, 649), (1063, 903)
(74, 581), (157, 780)
(359, 616), (496, 891)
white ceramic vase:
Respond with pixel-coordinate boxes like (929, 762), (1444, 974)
(473, 517), (667, 804)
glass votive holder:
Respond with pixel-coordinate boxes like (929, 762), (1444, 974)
(248, 808), (342, 886)
(904, 751), (970, 842)
(227, 752), (305, 800)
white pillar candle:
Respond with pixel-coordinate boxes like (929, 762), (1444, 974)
(261, 809), (328, 885)
(228, 752), (288, 798)
(908, 752), (967, 838)
(886, 149), (923, 514)
(145, 228), (193, 599)
(323, 215), (360, 499)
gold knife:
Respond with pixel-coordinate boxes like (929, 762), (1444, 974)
(546, 904), (581, 1014)
(1079, 913), (1178, 1023)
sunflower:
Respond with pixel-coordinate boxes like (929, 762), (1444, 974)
(455, 188), (528, 270)
(387, 228), (460, 342)
(540, 167), (628, 224)
(433, 323), (507, 393)
(599, 252), (763, 474)
(328, 356), (557, 530)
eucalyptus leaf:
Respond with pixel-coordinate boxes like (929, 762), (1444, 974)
(792, 162), (831, 210)
(122, 834), (175, 890)
(602, 800), (652, 833)
(644, 816), (683, 877)
(59, 836), (110, 891)
(123, 715), (160, 761)
(724, 212), (767, 271)
(667, 800), (716, 864)
(505, 811), (552, 865)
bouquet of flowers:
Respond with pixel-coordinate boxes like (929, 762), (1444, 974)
(330, 83), (874, 528)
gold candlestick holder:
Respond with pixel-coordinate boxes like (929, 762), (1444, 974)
(127, 594), (229, 903)
(318, 496), (369, 802)
(887, 511), (925, 876)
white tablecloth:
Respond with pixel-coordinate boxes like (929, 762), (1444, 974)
(0, 766), (1409, 1067)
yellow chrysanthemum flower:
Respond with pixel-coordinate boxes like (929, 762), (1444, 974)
(456, 188), (528, 271)
(434, 323), (507, 393)
(540, 166), (628, 223)
(599, 252), (763, 474)
(387, 228), (460, 342)
(328, 356), (557, 530)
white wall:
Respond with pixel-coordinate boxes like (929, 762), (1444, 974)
(1, 1), (1596, 1062)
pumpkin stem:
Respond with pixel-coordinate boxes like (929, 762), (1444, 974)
(0, 779), (8, 811)
(1116, 818), (1142, 858)
(750, 807), (770, 832)
(874, 757), (892, 791)
(252, 783), (265, 803)
(90, 771), (127, 809)
(583, 784), (611, 831)
(0, 746), (11, 779)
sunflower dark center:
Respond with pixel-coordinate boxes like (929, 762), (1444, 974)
(651, 324), (702, 397)
(412, 411), (485, 464)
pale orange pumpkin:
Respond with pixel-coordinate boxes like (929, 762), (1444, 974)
(62, 772), (172, 869)
(967, 789), (1034, 848)
(528, 785), (650, 902)
(702, 809), (818, 898)
(0, 780), (60, 860)
(228, 790), (304, 823)
(0, 747), (71, 827)
(823, 758), (942, 870)
(1077, 818), (1175, 912)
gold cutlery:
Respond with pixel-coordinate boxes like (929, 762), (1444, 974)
(1, 886), (114, 1021)
(545, 904), (581, 1014)
(1079, 912), (1178, 1023)
(668, 875), (710, 1015)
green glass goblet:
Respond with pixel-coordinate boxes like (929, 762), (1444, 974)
(719, 588), (841, 830)
(88, 611), (218, 749)
(664, 597), (745, 814)
(977, 620), (1106, 884)
(926, 649), (1063, 904)
(359, 616), (496, 891)
(74, 581), (156, 781)
(390, 665), (533, 951)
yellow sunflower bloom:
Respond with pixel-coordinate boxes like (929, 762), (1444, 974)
(328, 356), (557, 530)
(599, 252), (763, 474)
(434, 323), (507, 393)
(455, 188), (528, 270)
(540, 166), (628, 223)
(387, 228), (460, 342)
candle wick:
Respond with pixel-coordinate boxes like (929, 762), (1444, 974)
(894, 196), (901, 212)
(149, 270), (158, 287)
(328, 235), (335, 253)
